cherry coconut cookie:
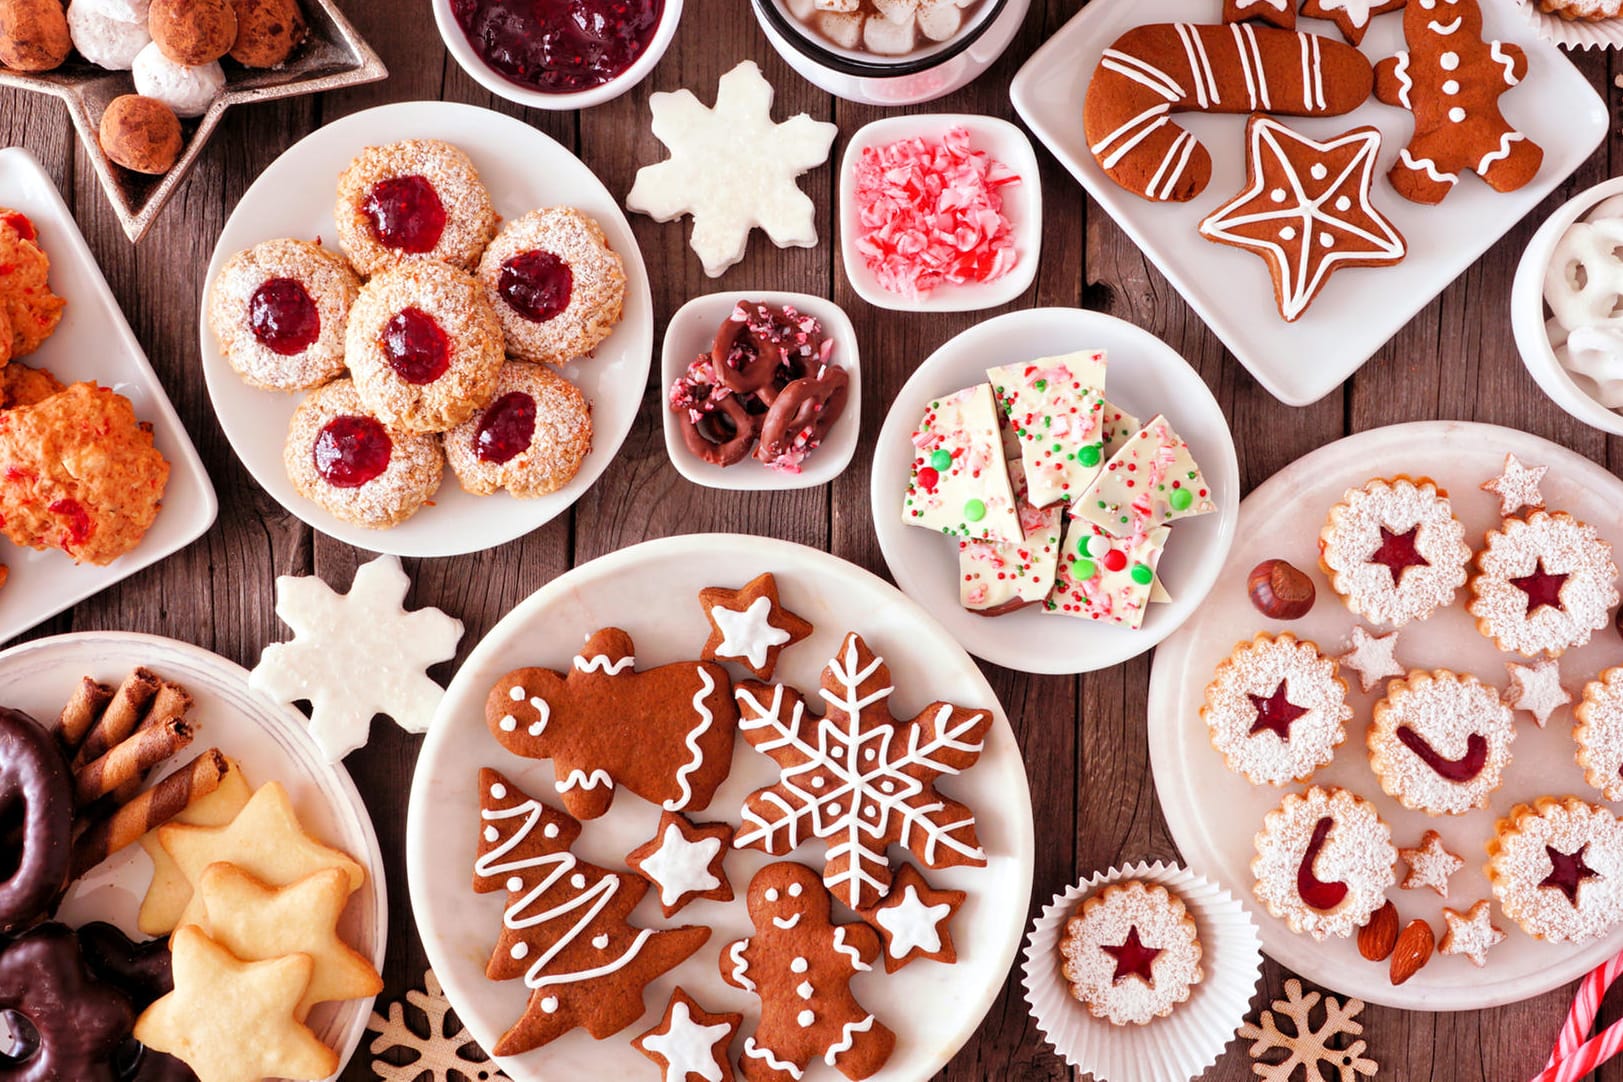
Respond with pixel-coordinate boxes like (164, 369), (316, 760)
(1200, 632), (1352, 787)
(343, 259), (504, 433)
(1319, 476), (1471, 628)
(1057, 880), (1203, 1026)
(206, 238), (359, 391)
(442, 361), (592, 498)
(1487, 796), (1623, 944)
(282, 378), (444, 529)
(1467, 511), (1620, 659)
(1252, 785), (1396, 941)
(1367, 669), (1517, 816)
(476, 208), (626, 367)
(334, 138), (498, 275)
(1575, 669), (1623, 803)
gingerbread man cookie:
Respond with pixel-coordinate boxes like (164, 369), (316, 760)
(1225, 0), (1295, 28)
(699, 573), (813, 681)
(1374, 0), (1543, 204)
(720, 862), (896, 1082)
(485, 628), (737, 819)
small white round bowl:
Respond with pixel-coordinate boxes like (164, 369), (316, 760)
(839, 113), (1041, 314)
(1510, 175), (1623, 436)
(660, 290), (860, 490)
(432, 0), (682, 110)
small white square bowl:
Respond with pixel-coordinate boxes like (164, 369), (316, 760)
(838, 113), (1042, 313)
(660, 291), (860, 490)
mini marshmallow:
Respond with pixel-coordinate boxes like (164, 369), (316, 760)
(132, 40), (224, 118)
(67, 0), (151, 69)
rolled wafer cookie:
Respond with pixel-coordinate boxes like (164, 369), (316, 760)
(1083, 22), (1375, 202)
(108, 681), (196, 804)
(71, 749), (229, 878)
(72, 667), (161, 768)
(54, 677), (113, 754)
(74, 717), (192, 804)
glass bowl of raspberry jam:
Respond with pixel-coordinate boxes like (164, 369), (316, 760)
(433, 0), (682, 109)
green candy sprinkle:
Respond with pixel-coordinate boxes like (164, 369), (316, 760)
(1169, 488), (1194, 511)
(1035, 379), (1047, 391)
(1078, 444), (1102, 467)
(1131, 564), (1153, 585)
(964, 499), (986, 521)
(930, 449), (952, 470)
(1074, 558), (1097, 580)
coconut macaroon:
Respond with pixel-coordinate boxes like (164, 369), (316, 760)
(335, 138), (497, 275)
(207, 238), (360, 391)
(443, 361), (592, 499)
(476, 207), (625, 366)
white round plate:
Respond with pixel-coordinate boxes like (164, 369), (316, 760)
(1148, 421), (1623, 1011)
(7, 632), (387, 1076)
(406, 534), (1035, 1081)
(199, 101), (654, 558)
(870, 308), (1239, 674)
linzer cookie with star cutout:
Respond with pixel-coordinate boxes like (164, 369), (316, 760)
(1575, 668), (1623, 803)
(1487, 795), (1623, 943)
(1468, 510), (1619, 658)
(1057, 880), (1203, 1026)
(1201, 632), (1352, 787)
(1318, 476), (1471, 628)
(1251, 785), (1396, 941)
(1367, 670), (1516, 816)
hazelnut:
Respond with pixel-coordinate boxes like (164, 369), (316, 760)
(0, 0), (71, 72)
(1248, 558), (1315, 620)
(149, 0), (236, 66)
(228, 0), (304, 68)
(99, 95), (183, 175)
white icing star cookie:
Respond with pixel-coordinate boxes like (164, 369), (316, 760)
(626, 811), (734, 917)
(1399, 830), (1463, 898)
(1505, 659), (1571, 728)
(633, 989), (741, 1082)
(1440, 900), (1506, 967)
(627, 61), (837, 277)
(1481, 453), (1548, 517)
(1339, 625), (1404, 693)
(250, 555), (464, 761)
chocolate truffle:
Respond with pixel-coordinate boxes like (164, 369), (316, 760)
(0, 0), (73, 71)
(148, 0), (235, 65)
(227, 0), (301, 67)
(99, 94), (182, 174)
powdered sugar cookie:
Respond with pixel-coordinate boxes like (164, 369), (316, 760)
(443, 361), (592, 499)
(1575, 668), (1623, 802)
(1398, 830), (1463, 897)
(1339, 626), (1404, 693)
(1367, 669), (1516, 816)
(1318, 476), (1470, 628)
(335, 138), (497, 274)
(1252, 785), (1396, 941)
(476, 207), (625, 367)
(1505, 658), (1572, 728)
(1487, 795), (1623, 943)
(1481, 453), (1547, 517)
(206, 238), (358, 391)
(1057, 880), (1203, 1026)
(1468, 510), (1619, 658)
(1202, 632), (1352, 787)
(1439, 899), (1505, 967)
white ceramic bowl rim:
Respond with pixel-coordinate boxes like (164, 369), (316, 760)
(750, 0), (1007, 77)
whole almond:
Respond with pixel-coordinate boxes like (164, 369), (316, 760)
(1357, 900), (1399, 962)
(1389, 919), (1434, 985)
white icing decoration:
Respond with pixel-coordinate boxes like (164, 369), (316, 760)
(592, 934), (609, 949)
(508, 686), (525, 701)
(875, 885), (952, 959)
(572, 653), (635, 675)
(639, 822), (723, 906)
(1478, 131), (1524, 176)
(796, 981), (814, 999)
(664, 667), (717, 811)
(743, 1038), (804, 1080)
(1440, 51), (1459, 69)
(831, 926), (872, 972)
(824, 1015), (876, 1067)
(1399, 148), (1459, 187)
(541, 995), (557, 1012)
(728, 939), (756, 992)
(791, 957), (808, 973)
(543, 823), (560, 839)
(640, 1000), (732, 1082)
(490, 782), (508, 799)
(1429, 16), (1463, 33)
(797, 1010), (815, 1027)
(499, 715), (517, 732)
(483, 825), (499, 843)
(772, 913), (802, 929)
(556, 768), (615, 794)
(512, 943), (528, 959)
(710, 595), (792, 670)
(1491, 41), (1519, 86)
(1448, 106), (1466, 123)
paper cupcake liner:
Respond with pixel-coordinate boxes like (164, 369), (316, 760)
(1514, 0), (1623, 49)
(1021, 860), (1264, 1082)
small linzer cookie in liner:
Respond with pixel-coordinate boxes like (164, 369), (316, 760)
(901, 383), (1022, 543)
(634, 987), (742, 1082)
(1057, 879), (1203, 1026)
(1201, 631), (1352, 787)
(334, 138), (498, 275)
(484, 627), (737, 820)
(627, 810), (734, 918)
(476, 207), (625, 367)
(1366, 669), (1517, 816)
(987, 350), (1108, 509)
(1487, 795), (1623, 943)
(720, 862), (896, 1079)
(1318, 475), (1471, 629)
(698, 571), (812, 680)
(1252, 785), (1396, 941)
(1575, 668), (1623, 802)
(206, 237), (360, 392)
(1072, 413), (1214, 539)
(443, 360), (592, 499)
(856, 861), (965, 973)
(1467, 510), (1619, 659)
(474, 769), (710, 1055)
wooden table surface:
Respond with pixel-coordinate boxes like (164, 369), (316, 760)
(4, 0), (1623, 1078)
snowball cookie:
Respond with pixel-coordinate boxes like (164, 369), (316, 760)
(444, 361), (593, 498)
(67, 0), (151, 69)
(149, 0), (234, 65)
(227, 0), (302, 67)
(99, 94), (182, 174)
(0, 0), (72, 71)
(132, 40), (223, 117)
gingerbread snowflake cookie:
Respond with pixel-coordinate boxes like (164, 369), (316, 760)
(1439, 900), (1505, 968)
(1202, 632), (1352, 787)
(1367, 669), (1516, 816)
(1399, 830), (1463, 897)
(633, 988), (741, 1082)
(699, 573), (812, 681)
(1252, 785), (1396, 940)
(856, 862), (964, 973)
(1058, 880), (1203, 1026)
(1576, 668), (1623, 802)
(627, 811), (734, 917)
(1487, 795), (1623, 943)
(1468, 510), (1619, 658)
(1319, 476), (1471, 627)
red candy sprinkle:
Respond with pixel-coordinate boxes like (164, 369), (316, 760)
(498, 250), (573, 323)
(313, 415), (392, 488)
(380, 307), (452, 385)
(916, 466), (940, 490)
(475, 392), (538, 464)
(1102, 548), (1127, 573)
(249, 277), (321, 356)
(362, 176), (447, 254)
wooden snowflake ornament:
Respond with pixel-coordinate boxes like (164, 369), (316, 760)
(1238, 978), (1378, 1082)
(367, 969), (509, 1082)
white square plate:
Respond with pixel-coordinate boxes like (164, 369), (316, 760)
(0, 148), (217, 642)
(1010, 0), (1608, 406)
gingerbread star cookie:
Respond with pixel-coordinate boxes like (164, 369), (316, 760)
(1300, 0), (1404, 45)
(627, 811), (735, 917)
(1223, 0), (1295, 28)
(1482, 453), (1548, 517)
(1506, 659), (1571, 728)
(856, 862), (965, 973)
(135, 925), (339, 1082)
(699, 573), (812, 681)
(1398, 830), (1463, 898)
(633, 987), (741, 1082)
(1440, 900), (1506, 967)
(1200, 116), (1406, 322)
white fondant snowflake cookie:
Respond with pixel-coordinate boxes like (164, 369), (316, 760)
(250, 554), (464, 761)
(627, 61), (837, 277)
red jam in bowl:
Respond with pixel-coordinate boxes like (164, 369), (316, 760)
(451, 0), (663, 94)
(475, 392), (538, 464)
(314, 416), (392, 488)
(249, 277), (321, 356)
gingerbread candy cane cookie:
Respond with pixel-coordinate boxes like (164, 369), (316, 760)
(1083, 23), (1374, 202)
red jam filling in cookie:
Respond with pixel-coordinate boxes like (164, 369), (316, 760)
(474, 391), (537, 465)
(313, 415), (392, 488)
(497, 250), (573, 323)
(1396, 726), (1487, 783)
(1297, 817), (1349, 911)
(1100, 927), (1160, 984)
(1372, 524), (1429, 582)
(1512, 562), (1569, 614)
(380, 307), (452, 385)
(1543, 844), (1598, 905)
(1248, 681), (1308, 740)
(248, 277), (321, 357)
(362, 175), (447, 254)
(451, 0), (663, 94)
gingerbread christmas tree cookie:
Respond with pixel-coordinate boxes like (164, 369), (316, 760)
(699, 573), (812, 681)
(1073, 414), (1215, 538)
(987, 350), (1108, 509)
(1045, 518), (1169, 629)
(901, 383), (1022, 543)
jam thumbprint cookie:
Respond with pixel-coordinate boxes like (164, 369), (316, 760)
(1467, 510), (1619, 658)
(335, 139), (498, 275)
(1575, 669), (1623, 803)
(1487, 796), (1623, 944)
(1319, 476), (1471, 628)
(284, 379), (444, 529)
(1367, 670), (1516, 816)
(476, 208), (626, 367)
(206, 238), (360, 391)
(344, 260), (504, 433)
(1058, 881), (1203, 1026)
(444, 361), (592, 498)
(1252, 785), (1395, 941)
(1201, 632), (1352, 787)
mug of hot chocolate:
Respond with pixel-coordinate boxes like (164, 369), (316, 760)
(749, 0), (1027, 105)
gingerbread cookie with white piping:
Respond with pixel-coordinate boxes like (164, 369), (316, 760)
(1224, 0), (1295, 29)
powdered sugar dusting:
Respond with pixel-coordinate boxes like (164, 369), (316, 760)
(1320, 478), (1470, 627)
(1505, 659), (1572, 728)
(1489, 797), (1623, 944)
(1576, 668), (1623, 802)
(1440, 900), (1506, 967)
(1251, 786), (1395, 941)
(1058, 881), (1203, 1026)
(1368, 670), (1516, 815)
(1339, 625), (1404, 693)
(1399, 830), (1464, 898)
(1481, 453), (1548, 517)
(1469, 511), (1620, 658)
(1202, 633), (1351, 786)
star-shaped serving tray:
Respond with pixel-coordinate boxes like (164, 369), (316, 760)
(0, 0), (385, 242)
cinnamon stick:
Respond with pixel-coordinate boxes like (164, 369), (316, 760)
(70, 749), (227, 878)
(73, 717), (191, 805)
